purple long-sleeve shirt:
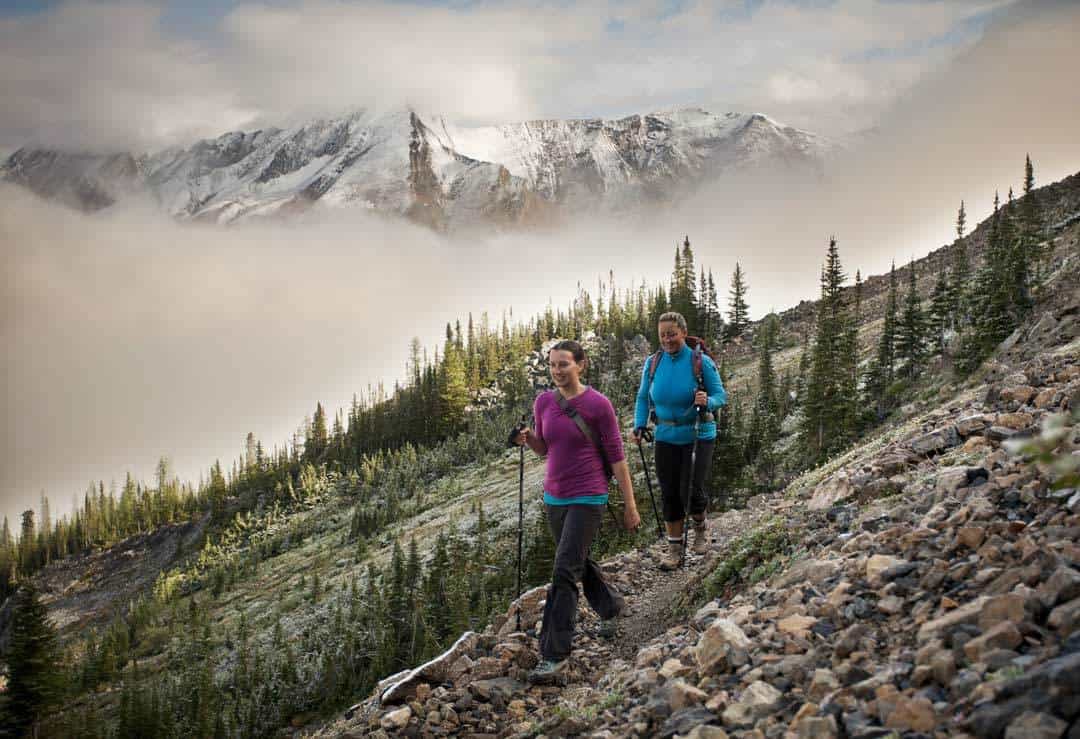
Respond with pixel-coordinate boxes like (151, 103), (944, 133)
(533, 387), (626, 501)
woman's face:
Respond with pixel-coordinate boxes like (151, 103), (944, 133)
(658, 321), (687, 354)
(549, 349), (585, 388)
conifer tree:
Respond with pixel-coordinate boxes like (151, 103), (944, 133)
(669, 236), (699, 333)
(949, 201), (970, 329)
(962, 191), (1016, 369)
(710, 359), (743, 506)
(726, 263), (750, 341)
(928, 253), (951, 357)
(865, 261), (898, 418)
(0, 516), (12, 599)
(896, 260), (927, 379)
(307, 402), (329, 461)
(999, 187), (1031, 324)
(748, 314), (781, 490)
(438, 345), (469, 437)
(800, 237), (855, 462)
(2, 581), (62, 736)
(422, 532), (453, 644)
(1021, 155), (1044, 281)
(841, 271), (862, 433)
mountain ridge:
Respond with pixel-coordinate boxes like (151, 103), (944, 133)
(0, 107), (830, 231)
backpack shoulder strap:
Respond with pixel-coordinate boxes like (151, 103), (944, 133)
(691, 344), (704, 388)
(647, 351), (663, 383)
(553, 391), (613, 478)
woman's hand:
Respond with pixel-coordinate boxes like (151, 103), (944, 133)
(514, 427), (531, 446)
(623, 504), (641, 531)
(694, 390), (708, 409)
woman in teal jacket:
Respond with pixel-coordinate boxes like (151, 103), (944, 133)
(633, 311), (726, 569)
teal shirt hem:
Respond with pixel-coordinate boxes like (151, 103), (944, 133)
(544, 491), (608, 506)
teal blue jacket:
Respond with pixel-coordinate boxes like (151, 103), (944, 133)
(633, 344), (727, 444)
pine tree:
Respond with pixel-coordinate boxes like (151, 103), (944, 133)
(2, 581), (62, 736)
(308, 402), (329, 461)
(725, 263), (750, 341)
(710, 359), (743, 506)
(865, 261), (899, 419)
(438, 345), (469, 437)
(668, 237), (699, 332)
(928, 252), (951, 357)
(1003, 187), (1032, 323)
(896, 260), (926, 379)
(800, 237), (855, 462)
(1021, 155), (1045, 281)
(422, 532), (453, 644)
(841, 271), (862, 433)
(973, 191), (1018, 357)
(949, 200), (970, 330)
(748, 314), (781, 490)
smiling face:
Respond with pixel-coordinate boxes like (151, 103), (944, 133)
(548, 348), (585, 389)
(658, 320), (687, 355)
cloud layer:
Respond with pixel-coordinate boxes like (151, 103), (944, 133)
(0, 0), (1019, 153)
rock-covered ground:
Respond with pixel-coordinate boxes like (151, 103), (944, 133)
(322, 311), (1079, 737)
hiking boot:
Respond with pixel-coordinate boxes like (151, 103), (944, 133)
(596, 619), (618, 639)
(658, 538), (683, 571)
(691, 519), (709, 555)
(527, 659), (568, 685)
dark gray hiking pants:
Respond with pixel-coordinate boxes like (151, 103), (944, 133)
(655, 439), (715, 522)
(538, 503), (625, 661)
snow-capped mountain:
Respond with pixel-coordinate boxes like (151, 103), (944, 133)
(1, 108), (830, 230)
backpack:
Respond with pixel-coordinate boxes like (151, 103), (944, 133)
(645, 337), (713, 423)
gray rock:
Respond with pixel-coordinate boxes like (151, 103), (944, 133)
(937, 466), (972, 493)
(659, 707), (720, 738)
(775, 558), (842, 589)
(917, 596), (990, 643)
(809, 474), (856, 511)
(795, 715), (840, 739)
(909, 426), (960, 456)
(741, 680), (783, 718)
(1048, 595), (1080, 635)
(721, 701), (755, 730)
(469, 677), (524, 702)
(1038, 567), (1080, 609)
(1004, 710), (1068, 739)
(379, 705), (412, 730)
(986, 426), (1019, 442)
(696, 619), (752, 674)
(957, 414), (994, 436)
(968, 652), (1080, 738)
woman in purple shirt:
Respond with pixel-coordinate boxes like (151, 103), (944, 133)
(514, 340), (640, 684)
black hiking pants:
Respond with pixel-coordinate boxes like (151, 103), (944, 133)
(655, 439), (715, 522)
(538, 503), (625, 661)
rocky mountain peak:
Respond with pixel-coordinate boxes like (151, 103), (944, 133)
(1, 107), (829, 230)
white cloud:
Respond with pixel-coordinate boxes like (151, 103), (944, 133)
(0, 0), (1029, 153)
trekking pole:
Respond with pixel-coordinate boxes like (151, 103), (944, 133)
(683, 393), (706, 568)
(507, 413), (529, 632)
(517, 441), (524, 631)
(636, 428), (663, 538)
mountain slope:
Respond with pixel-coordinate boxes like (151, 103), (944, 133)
(336, 218), (1080, 739)
(8, 167), (1078, 737)
(0, 108), (828, 230)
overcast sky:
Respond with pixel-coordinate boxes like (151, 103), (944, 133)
(3, 0), (1080, 527)
(0, 0), (1028, 153)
